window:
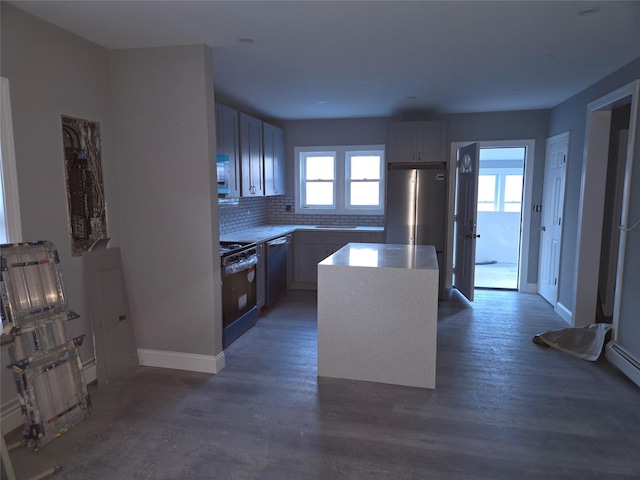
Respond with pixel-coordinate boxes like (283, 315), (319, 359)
(295, 145), (385, 215)
(300, 152), (336, 208)
(477, 170), (523, 212)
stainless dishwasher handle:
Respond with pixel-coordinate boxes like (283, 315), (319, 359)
(267, 236), (289, 246)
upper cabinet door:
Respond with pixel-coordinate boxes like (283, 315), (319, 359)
(239, 112), (264, 196)
(388, 122), (418, 162)
(215, 103), (241, 197)
(416, 121), (447, 163)
(263, 122), (286, 196)
(388, 120), (448, 163)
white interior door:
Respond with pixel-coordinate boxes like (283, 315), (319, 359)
(454, 143), (479, 301)
(538, 132), (568, 306)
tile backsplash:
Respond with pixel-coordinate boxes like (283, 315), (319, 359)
(268, 194), (384, 227)
(218, 194), (383, 235)
(218, 196), (269, 234)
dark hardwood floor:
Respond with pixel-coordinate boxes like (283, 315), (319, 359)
(6, 289), (640, 479)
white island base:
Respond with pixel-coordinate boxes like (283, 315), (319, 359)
(317, 243), (439, 389)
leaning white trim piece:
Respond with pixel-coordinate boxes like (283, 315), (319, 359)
(137, 348), (225, 374)
(555, 302), (573, 325)
(0, 398), (22, 434)
(83, 359), (97, 385)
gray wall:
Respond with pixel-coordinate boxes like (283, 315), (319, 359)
(1, 5), (222, 422)
(1, 3), (119, 416)
(548, 57), (640, 311)
(282, 110), (549, 284)
(110, 44), (221, 355)
(0, 3), (118, 364)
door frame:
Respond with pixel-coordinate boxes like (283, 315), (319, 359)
(572, 80), (639, 327)
(0, 77), (22, 243)
(447, 139), (536, 293)
(538, 131), (569, 308)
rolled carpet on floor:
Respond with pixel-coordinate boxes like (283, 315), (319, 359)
(532, 323), (612, 361)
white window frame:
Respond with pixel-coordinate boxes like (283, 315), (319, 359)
(295, 145), (385, 215)
(477, 168), (523, 212)
(298, 150), (337, 210)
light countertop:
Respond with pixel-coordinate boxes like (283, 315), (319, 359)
(320, 243), (438, 270)
(220, 225), (384, 244)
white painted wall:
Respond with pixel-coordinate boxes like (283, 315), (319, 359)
(475, 212), (520, 264)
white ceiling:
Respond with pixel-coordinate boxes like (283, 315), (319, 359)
(8, 0), (640, 120)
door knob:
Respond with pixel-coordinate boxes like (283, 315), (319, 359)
(465, 234), (481, 239)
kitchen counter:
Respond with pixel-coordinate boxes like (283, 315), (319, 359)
(317, 243), (439, 389)
(220, 225), (384, 244)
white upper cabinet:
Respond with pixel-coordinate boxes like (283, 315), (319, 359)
(263, 122), (285, 196)
(215, 103), (241, 197)
(388, 121), (448, 163)
(239, 112), (265, 196)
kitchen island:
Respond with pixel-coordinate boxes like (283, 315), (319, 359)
(317, 243), (438, 389)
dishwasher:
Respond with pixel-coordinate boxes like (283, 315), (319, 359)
(266, 234), (291, 307)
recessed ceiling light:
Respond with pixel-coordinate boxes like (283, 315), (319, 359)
(538, 54), (556, 61)
(578, 6), (601, 16)
(238, 37), (255, 45)
(316, 100), (328, 104)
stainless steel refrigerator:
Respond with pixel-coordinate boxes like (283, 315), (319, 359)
(385, 162), (447, 297)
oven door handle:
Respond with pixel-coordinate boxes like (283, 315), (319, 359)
(222, 254), (258, 277)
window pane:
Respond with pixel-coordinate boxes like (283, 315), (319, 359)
(350, 182), (380, 206)
(504, 202), (521, 212)
(477, 175), (496, 202)
(478, 202), (495, 212)
(504, 175), (523, 202)
(350, 156), (381, 180)
(305, 156), (334, 180)
(306, 182), (333, 205)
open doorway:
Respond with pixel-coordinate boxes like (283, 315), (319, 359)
(448, 139), (535, 296)
(573, 80), (639, 388)
(598, 104), (630, 322)
(475, 147), (525, 289)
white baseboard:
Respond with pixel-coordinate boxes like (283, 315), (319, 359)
(606, 342), (640, 388)
(137, 348), (225, 374)
(521, 282), (538, 293)
(556, 301), (573, 325)
(1, 398), (22, 434)
(83, 358), (97, 385)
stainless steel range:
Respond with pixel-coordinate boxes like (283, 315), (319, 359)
(219, 241), (258, 348)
